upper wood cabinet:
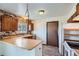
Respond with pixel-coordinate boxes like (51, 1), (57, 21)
(2, 15), (11, 31)
(11, 17), (18, 31)
(1, 15), (18, 31)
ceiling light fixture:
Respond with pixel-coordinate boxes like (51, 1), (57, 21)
(38, 9), (45, 15)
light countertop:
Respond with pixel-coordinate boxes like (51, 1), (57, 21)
(0, 35), (42, 50)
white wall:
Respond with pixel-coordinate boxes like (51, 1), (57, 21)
(33, 16), (68, 55)
(32, 4), (77, 55)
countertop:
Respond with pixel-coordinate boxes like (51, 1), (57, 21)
(0, 34), (42, 50)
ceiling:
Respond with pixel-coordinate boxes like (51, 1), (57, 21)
(0, 3), (76, 20)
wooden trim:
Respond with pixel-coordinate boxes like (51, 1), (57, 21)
(46, 21), (59, 47)
(46, 22), (48, 45)
(64, 28), (79, 31)
(68, 12), (77, 21)
(64, 34), (79, 36)
(67, 12), (79, 23)
(64, 39), (79, 42)
(67, 3), (79, 23)
(0, 16), (2, 31)
(0, 9), (17, 17)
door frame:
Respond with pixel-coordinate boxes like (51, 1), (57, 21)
(46, 21), (59, 47)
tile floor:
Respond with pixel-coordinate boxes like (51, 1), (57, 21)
(42, 45), (61, 56)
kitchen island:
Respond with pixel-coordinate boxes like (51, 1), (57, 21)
(0, 35), (42, 56)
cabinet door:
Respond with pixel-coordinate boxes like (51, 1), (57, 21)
(2, 15), (18, 31)
(35, 43), (42, 56)
(11, 18), (18, 31)
(0, 16), (1, 31)
(2, 15), (11, 31)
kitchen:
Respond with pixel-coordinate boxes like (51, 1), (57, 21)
(0, 3), (79, 56)
(0, 4), (42, 56)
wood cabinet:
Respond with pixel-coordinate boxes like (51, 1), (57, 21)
(0, 16), (1, 31)
(1, 15), (18, 31)
(2, 15), (11, 31)
(11, 17), (18, 31)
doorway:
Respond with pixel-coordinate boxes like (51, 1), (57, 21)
(47, 21), (58, 47)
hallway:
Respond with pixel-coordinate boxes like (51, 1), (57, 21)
(42, 45), (61, 56)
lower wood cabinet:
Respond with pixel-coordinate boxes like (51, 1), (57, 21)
(0, 42), (42, 56)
